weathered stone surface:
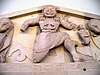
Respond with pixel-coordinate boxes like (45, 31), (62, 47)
(0, 5), (100, 75)
(0, 61), (100, 75)
(19, 5), (82, 62)
(0, 17), (14, 63)
(0, 5), (97, 63)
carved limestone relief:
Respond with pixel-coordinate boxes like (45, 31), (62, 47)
(0, 17), (14, 63)
(88, 19), (100, 37)
(20, 5), (81, 62)
(1, 5), (100, 63)
(77, 24), (90, 45)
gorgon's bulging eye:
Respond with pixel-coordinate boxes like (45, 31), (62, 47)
(44, 24), (48, 27)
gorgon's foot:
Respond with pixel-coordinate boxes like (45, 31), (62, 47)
(73, 55), (80, 62)
(71, 51), (84, 62)
(73, 54), (84, 62)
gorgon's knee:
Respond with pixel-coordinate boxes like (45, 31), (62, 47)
(33, 50), (49, 63)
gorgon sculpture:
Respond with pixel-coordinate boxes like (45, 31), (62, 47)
(20, 5), (81, 62)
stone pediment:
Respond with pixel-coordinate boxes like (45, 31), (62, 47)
(0, 5), (100, 19)
(0, 5), (100, 75)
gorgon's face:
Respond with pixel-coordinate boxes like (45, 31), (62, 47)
(43, 6), (57, 17)
(0, 18), (11, 33)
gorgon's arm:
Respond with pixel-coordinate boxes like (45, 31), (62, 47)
(60, 18), (76, 30)
(20, 18), (39, 32)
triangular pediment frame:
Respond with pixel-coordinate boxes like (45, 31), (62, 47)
(0, 5), (100, 20)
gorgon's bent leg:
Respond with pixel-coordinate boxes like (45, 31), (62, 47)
(33, 32), (67, 63)
(33, 50), (49, 63)
(63, 35), (80, 62)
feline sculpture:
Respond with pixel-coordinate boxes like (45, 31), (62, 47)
(0, 18), (14, 63)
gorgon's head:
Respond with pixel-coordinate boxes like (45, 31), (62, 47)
(42, 5), (58, 17)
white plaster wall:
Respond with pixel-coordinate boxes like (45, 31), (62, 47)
(0, 0), (100, 15)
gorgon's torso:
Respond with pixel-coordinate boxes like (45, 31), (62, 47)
(39, 17), (60, 32)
